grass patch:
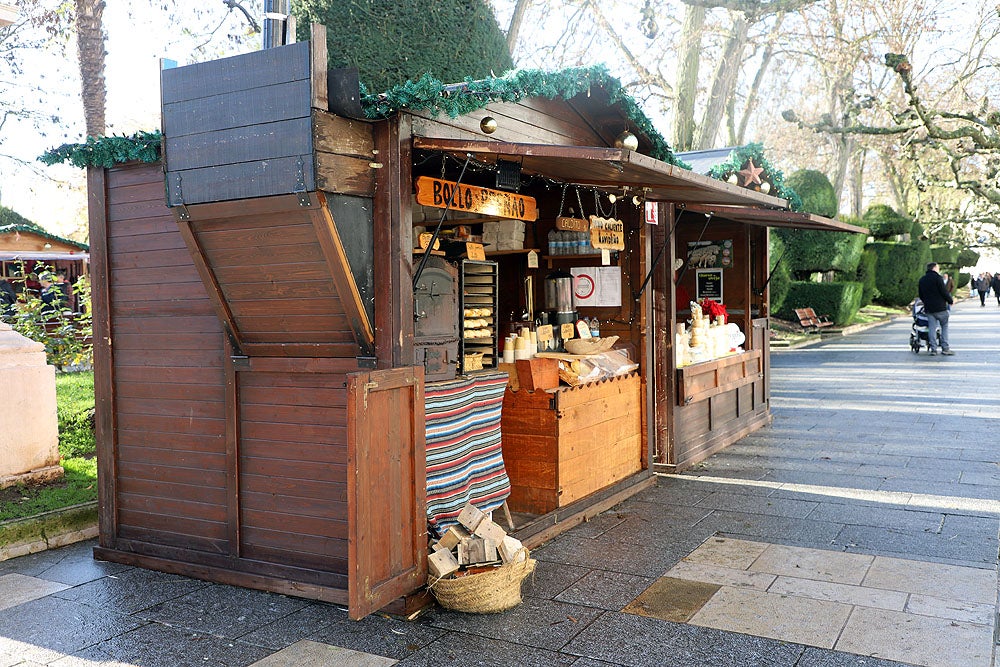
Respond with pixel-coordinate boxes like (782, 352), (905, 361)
(0, 371), (97, 522)
(57, 371), (96, 459)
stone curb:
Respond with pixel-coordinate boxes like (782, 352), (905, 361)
(0, 501), (99, 561)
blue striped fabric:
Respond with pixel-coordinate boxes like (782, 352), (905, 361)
(425, 372), (511, 536)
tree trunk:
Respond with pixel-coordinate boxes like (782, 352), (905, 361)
(75, 0), (106, 139)
(733, 14), (784, 145)
(695, 12), (749, 149)
(506, 0), (531, 54)
(849, 148), (865, 218)
(673, 3), (706, 151)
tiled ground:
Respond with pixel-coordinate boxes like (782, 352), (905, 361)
(635, 537), (996, 667)
(1, 299), (999, 666)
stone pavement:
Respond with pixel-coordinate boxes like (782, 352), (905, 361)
(2, 297), (999, 666)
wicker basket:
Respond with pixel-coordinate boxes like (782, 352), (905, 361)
(428, 549), (536, 613)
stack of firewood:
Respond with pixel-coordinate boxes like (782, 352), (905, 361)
(428, 504), (526, 579)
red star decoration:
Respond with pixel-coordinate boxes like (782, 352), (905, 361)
(737, 159), (764, 187)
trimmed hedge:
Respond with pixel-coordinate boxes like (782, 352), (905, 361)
(863, 204), (911, 239)
(768, 233), (791, 314)
(777, 281), (863, 326)
(773, 228), (866, 279)
(785, 169), (837, 218)
(957, 248), (981, 267)
(293, 0), (513, 95)
(931, 244), (959, 265)
(856, 247), (878, 307)
(868, 240), (932, 307)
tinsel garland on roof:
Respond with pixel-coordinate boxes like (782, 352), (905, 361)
(39, 131), (162, 169)
(706, 143), (803, 211)
(361, 65), (687, 167)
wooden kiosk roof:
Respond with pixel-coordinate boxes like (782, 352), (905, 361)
(680, 204), (869, 234)
(412, 137), (787, 208)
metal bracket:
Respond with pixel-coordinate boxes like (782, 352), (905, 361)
(294, 157), (311, 207)
(231, 355), (251, 370)
(170, 173), (185, 209)
(176, 204), (190, 221)
(356, 356), (377, 369)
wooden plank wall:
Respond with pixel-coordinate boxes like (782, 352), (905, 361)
(98, 162), (229, 555)
(161, 42), (315, 206)
(237, 357), (359, 582)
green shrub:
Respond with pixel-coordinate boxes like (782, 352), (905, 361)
(784, 170), (837, 218)
(863, 204), (911, 238)
(777, 281), (863, 326)
(957, 248), (981, 267)
(1, 267), (92, 370)
(294, 0), (514, 94)
(868, 240), (932, 306)
(856, 247), (878, 307)
(931, 245), (958, 265)
(910, 220), (924, 239)
(773, 228), (866, 279)
(768, 233), (791, 313)
(958, 272), (972, 289)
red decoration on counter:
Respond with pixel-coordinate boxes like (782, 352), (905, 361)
(699, 299), (728, 323)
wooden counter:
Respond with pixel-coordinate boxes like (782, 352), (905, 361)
(677, 349), (763, 406)
(500, 372), (642, 514)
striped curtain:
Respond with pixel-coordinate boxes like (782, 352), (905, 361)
(425, 372), (511, 535)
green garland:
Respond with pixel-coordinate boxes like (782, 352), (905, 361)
(707, 142), (803, 211)
(362, 65), (688, 167)
(39, 131), (162, 169)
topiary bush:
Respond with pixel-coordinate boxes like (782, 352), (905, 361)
(294, 0), (514, 94)
(957, 248), (981, 267)
(856, 247), (878, 308)
(958, 272), (972, 289)
(777, 281), (863, 326)
(930, 245), (959, 265)
(784, 169), (837, 218)
(768, 232), (791, 314)
(772, 228), (866, 280)
(863, 204), (911, 239)
(867, 240), (932, 306)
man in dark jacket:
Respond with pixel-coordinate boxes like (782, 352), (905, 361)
(917, 262), (954, 355)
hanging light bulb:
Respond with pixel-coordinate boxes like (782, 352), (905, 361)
(632, 195), (642, 206)
(614, 130), (639, 151)
(607, 193), (617, 204)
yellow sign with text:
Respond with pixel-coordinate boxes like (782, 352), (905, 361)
(415, 177), (538, 222)
(589, 216), (625, 251)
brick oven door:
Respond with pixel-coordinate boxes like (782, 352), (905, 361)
(346, 366), (427, 620)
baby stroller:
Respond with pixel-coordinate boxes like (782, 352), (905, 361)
(909, 299), (940, 353)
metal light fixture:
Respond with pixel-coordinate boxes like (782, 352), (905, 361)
(614, 130), (639, 151)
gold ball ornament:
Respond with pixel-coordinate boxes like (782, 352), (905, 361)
(760, 181), (771, 194)
(480, 116), (498, 134)
(614, 131), (639, 151)
(727, 174), (739, 185)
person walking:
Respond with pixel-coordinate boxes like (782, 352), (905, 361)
(992, 272), (1000, 306)
(917, 262), (954, 356)
(976, 273), (989, 307)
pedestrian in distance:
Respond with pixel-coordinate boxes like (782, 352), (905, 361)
(917, 262), (954, 356)
(992, 272), (1000, 306)
(975, 272), (990, 307)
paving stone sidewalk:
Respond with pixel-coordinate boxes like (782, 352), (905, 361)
(1, 297), (998, 666)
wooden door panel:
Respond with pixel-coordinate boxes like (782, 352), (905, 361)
(347, 367), (425, 620)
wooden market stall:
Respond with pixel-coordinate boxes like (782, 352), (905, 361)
(1, 222), (90, 311)
(86, 28), (859, 619)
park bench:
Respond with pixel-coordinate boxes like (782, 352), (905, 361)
(794, 307), (833, 331)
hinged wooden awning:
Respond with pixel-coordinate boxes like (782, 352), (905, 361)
(680, 204), (868, 234)
(412, 137), (788, 208)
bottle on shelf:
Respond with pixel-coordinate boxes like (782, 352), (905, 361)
(547, 229), (558, 256)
